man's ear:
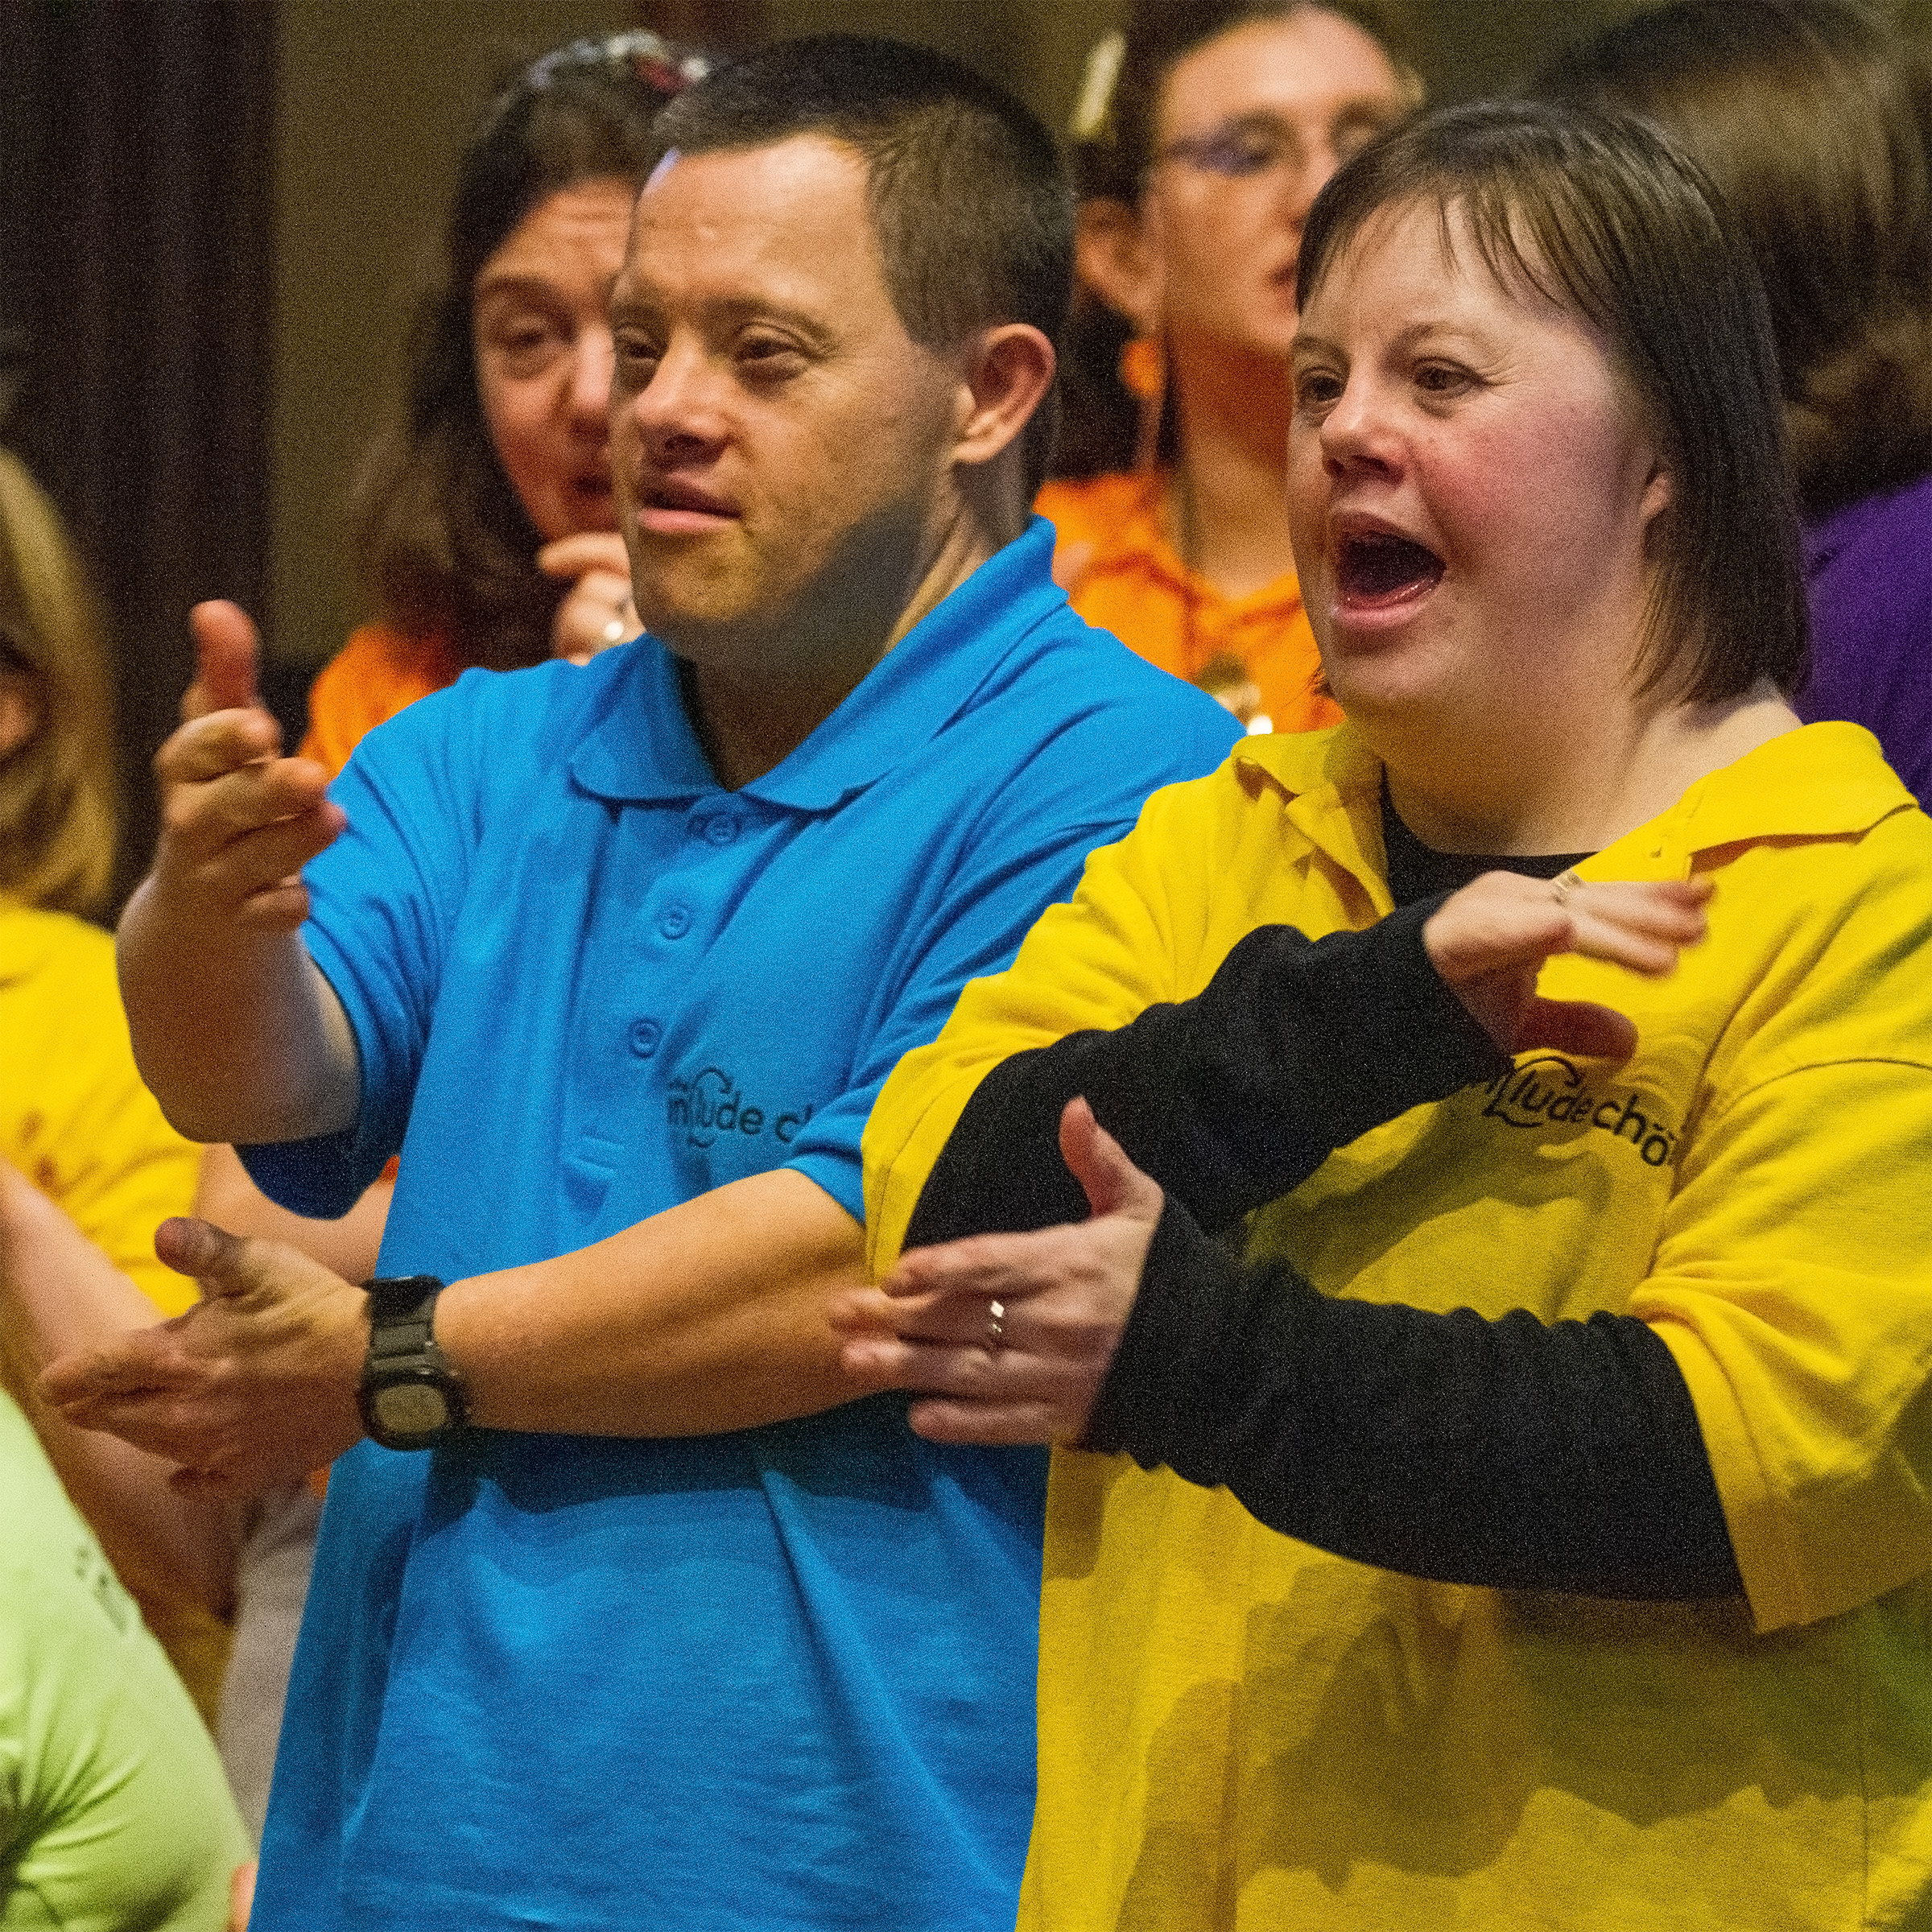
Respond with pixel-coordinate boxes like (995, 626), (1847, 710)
(952, 324), (1057, 470)
(1075, 197), (1159, 334)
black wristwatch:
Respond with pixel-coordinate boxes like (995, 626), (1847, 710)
(358, 1275), (469, 1451)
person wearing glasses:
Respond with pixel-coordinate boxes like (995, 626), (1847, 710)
(1040, 0), (1418, 733)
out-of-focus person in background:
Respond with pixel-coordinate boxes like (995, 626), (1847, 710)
(0, 1381), (250, 1932)
(0, 446), (257, 1919)
(0, 444), (235, 1718)
(1039, 0), (1417, 733)
(301, 28), (710, 773)
(1539, 0), (1932, 803)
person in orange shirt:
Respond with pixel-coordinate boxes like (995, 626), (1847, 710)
(201, 35), (712, 1257)
(299, 31), (708, 777)
(1040, 1), (1417, 733)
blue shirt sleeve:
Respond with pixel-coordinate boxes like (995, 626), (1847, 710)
(238, 672), (502, 1217)
(782, 684), (1241, 1219)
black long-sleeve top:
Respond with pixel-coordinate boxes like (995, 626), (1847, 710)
(903, 802), (1743, 1600)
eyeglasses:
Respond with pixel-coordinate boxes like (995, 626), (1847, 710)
(1154, 107), (1400, 183)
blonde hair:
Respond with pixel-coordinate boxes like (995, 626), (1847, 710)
(0, 449), (118, 914)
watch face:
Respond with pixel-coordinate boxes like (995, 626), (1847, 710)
(374, 1381), (452, 1436)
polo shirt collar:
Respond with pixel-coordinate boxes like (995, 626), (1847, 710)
(568, 518), (1063, 811)
(1658, 720), (1912, 852)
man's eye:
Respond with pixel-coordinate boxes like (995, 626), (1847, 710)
(613, 336), (661, 382)
(738, 336), (807, 378)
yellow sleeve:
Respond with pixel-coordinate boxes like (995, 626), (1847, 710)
(1632, 825), (1932, 1631)
(863, 772), (1234, 1278)
(1637, 1055), (1932, 1631)
(2, 915), (202, 1317)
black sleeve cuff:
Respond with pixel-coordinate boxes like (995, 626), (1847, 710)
(906, 898), (1508, 1250)
(1087, 1197), (1744, 1603)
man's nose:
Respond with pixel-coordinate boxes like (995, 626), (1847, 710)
(626, 339), (727, 457)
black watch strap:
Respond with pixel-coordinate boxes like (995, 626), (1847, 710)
(360, 1274), (469, 1449)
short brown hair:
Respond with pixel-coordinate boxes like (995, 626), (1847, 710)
(642, 35), (1074, 497)
(1298, 100), (1806, 704)
(0, 448), (117, 915)
(1538, 0), (1932, 518)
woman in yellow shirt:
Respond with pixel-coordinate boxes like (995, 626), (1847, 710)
(852, 105), (1932, 1928)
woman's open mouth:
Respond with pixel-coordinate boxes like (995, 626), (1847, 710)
(1337, 530), (1444, 607)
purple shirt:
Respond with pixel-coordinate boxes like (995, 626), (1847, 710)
(1798, 469), (1932, 803)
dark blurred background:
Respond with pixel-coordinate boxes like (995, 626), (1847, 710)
(2, 0), (1929, 904)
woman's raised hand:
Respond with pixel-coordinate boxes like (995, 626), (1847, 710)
(1424, 870), (1713, 1061)
(539, 533), (638, 664)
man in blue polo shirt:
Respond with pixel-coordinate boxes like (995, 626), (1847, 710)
(62, 37), (1240, 1932)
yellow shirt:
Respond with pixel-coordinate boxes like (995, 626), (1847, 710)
(0, 901), (229, 1722)
(1035, 473), (1340, 739)
(865, 721), (1932, 1930)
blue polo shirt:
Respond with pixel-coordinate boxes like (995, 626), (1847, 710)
(245, 519), (1241, 1932)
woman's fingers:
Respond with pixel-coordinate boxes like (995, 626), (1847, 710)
(541, 535), (638, 663)
(1426, 870), (1711, 985)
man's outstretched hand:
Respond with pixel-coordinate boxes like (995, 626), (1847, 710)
(41, 1217), (368, 1492)
(1425, 870), (1713, 1062)
(150, 601), (344, 935)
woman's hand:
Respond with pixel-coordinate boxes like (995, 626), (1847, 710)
(539, 533), (638, 663)
(1426, 870), (1712, 1060)
(833, 1099), (1162, 1445)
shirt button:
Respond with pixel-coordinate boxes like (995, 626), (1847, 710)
(628, 1018), (661, 1059)
(704, 814), (737, 846)
(658, 904), (691, 939)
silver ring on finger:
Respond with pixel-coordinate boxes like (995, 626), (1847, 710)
(1550, 868), (1583, 908)
(986, 1299), (1005, 1352)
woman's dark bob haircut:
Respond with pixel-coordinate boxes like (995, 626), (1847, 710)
(355, 35), (704, 671)
(1297, 100), (1806, 704)
(1538, 0), (1932, 519)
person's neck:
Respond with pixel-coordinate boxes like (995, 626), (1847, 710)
(1377, 679), (1802, 856)
(679, 495), (1009, 791)
(1164, 341), (1296, 601)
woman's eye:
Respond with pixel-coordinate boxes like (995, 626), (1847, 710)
(1414, 363), (1472, 396)
(1294, 369), (1344, 411)
(485, 316), (565, 374)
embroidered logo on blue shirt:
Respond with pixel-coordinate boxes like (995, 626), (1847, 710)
(667, 1065), (816, 1150)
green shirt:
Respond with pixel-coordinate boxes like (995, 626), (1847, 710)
(2, 1393), (247, 1930)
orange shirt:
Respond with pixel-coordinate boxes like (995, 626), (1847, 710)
(299, 622), (460, 778)
(1035, 469), (1340, 737)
